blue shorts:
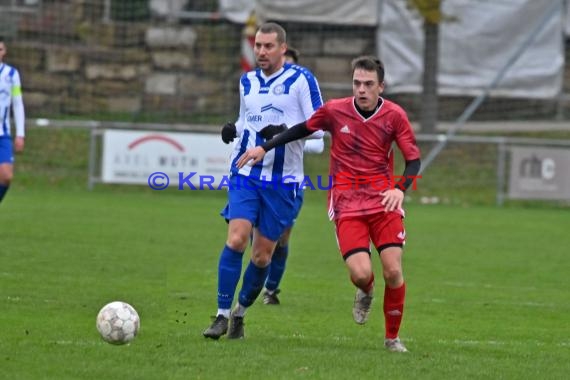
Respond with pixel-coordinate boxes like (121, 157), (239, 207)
(0, 137), (14, 164)
(220, 174), (298, 241)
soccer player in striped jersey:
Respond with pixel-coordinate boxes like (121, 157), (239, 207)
(261, 47), (324, 306)
(236, 56), (421, 352)
(0, 37), (26, 205)
(203, 23), (324, 340)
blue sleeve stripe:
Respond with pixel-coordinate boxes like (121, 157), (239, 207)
(301, 70), (323, 111)
(8, 67), (16, 78)
(241, 74), (251, 96)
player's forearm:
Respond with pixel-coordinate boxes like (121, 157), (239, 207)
(261, 122), (312, 152)
(395, 159), (421, 192)
(12, 96), (25, 137)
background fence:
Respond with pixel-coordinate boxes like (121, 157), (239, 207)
(2, 0), (570, 206)
(1, 0), (569, 124)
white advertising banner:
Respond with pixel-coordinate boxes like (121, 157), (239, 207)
(101, 130), (233, 188)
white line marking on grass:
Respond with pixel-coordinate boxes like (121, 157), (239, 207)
(438, 339), (569, 347)
(443, 281), (537, 291)
(426, 298), (560, 308)
(55, 340), (106, 346)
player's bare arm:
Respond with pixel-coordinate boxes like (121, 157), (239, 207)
(15, 137), (25, 153)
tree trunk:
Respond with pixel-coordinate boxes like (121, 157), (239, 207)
(421, 20), (439, 134)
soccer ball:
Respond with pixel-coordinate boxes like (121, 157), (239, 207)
(96, 301), (140, 345)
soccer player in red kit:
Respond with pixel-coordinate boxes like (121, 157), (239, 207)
(236, 56), (421, 353)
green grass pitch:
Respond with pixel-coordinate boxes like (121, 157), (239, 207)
(1, 188), (569, 379)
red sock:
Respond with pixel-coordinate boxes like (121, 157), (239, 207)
(383, 283), (405, 339)
(351, 272), (375, 294)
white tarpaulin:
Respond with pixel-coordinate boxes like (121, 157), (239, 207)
(255, 0), (377, 26)
(380, 0), (564, 98)
(220, 0), (377, 25)
(220, 0), (564, 98)
(219, 0), (255, 23)
(566, 0), (570, 36)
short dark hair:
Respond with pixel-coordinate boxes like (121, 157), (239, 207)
(285, 47), (299, 63)
(257, 22), (287, 45)
(0, 36), (5, 44)
(351, 55), (385, 82)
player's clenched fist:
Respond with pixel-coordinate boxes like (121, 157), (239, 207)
(221, 122), (237, 144)
(259, 124), (287, 140)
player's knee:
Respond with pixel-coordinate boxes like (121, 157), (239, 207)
(350, 270), (373, 288)
(251, 251), (272, 267)
(226, 233), (249, 252)
(383, 267), (403, 286)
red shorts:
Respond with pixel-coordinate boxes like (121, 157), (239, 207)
(334, 212), (406, 259)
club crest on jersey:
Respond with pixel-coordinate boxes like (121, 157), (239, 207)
(272, 84), (285, 95)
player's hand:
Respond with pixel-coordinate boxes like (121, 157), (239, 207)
(236, 146), (266, 168)
(381, 188), (404, 212)
(221, 122), (237, 144)
(259, 124), (287, 140)
(14, 137), (25, 153)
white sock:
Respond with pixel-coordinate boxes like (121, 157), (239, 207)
(217, 308), (230, 318)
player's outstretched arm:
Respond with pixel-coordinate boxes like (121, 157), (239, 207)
(259, 123), (287, 140)
(236, 122), (313, 168)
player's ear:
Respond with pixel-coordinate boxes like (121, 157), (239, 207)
(379, 81), (386, 94)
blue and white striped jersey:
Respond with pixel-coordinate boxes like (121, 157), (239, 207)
(0, 63), (25, 138)
(230, 63), (323, 183)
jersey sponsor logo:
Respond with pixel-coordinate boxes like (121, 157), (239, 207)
(246, 105), (285, 126)
(340, 125), (351, 134)
(246, 114), (263, 123)
(272, 84), (285, 95)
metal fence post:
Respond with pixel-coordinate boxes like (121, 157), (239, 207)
(496, 139), (507, 206)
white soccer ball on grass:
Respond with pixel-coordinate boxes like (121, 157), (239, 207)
(96, 301), (140, 345)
